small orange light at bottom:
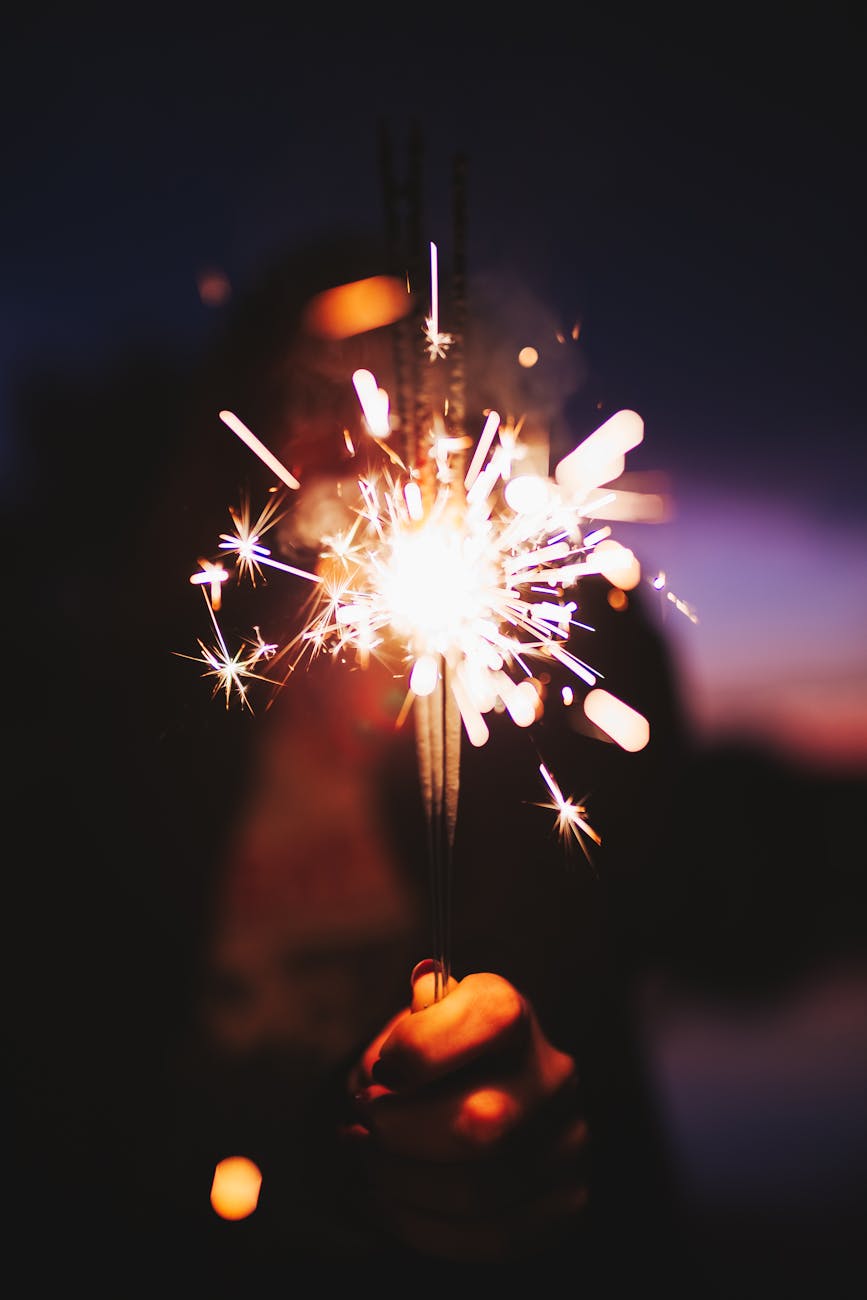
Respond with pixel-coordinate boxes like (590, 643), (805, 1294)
(210, 1155), (263, 1221)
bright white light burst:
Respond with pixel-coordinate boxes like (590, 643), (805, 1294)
(182, 246), (678, 859)
(187, 391), (660, 849)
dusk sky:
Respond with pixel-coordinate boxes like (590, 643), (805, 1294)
(4, 9), (865, 772)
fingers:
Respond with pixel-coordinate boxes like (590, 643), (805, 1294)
(347, 1006), (410, 1094)
(352, 964), (578, 1162)
(354, 1081), (522, 1162)
(354, 1054), (581, 1163)
(409, 960), (459, 1012)
(343, 964), (590, 1263)
(373, 970), (531, 1090)
(346, 961), (461, 1093)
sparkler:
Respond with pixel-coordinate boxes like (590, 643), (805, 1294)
(183, 235), (667, 1002)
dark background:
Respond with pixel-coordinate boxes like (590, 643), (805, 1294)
(5, 7), (866, 1294)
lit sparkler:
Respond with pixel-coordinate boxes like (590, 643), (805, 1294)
(184, 242), (663, 1000)
(537, 762), (602, 864)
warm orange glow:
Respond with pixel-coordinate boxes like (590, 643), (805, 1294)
(459, 1087), (514, 1140)
(303, 275), (410, 339)
(584, 688), (650, 751)
(210, 1155), (263, 1220)
(517, 345), (539, 368)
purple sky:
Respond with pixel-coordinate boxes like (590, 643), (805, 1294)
(619, 487), (867, 772)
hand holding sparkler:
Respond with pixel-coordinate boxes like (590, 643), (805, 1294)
(343, 961), (587, 1263)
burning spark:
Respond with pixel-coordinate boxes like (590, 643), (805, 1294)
(190, 558), (229, 610)
(186, 606), (277, 711)
(537, 762), (601, 863)
(424, 241), (454, 361)
(218, 491), (288, 586)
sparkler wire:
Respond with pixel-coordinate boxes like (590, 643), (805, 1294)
(413, 654), (460, 1002)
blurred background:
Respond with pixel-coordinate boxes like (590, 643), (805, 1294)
(5, 7), (865, 1293)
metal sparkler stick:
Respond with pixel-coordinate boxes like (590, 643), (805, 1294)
(382, 130), (468, 1001)
(413, 656), (461, 1001)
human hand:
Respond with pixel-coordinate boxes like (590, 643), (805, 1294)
(343, 960), (589, 1262)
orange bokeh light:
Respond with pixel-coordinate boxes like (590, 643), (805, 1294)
(303, 275), (411, 339)
(210, 1155), (263, 1221)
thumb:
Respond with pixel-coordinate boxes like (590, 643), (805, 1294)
(409, 958), (459, 1012)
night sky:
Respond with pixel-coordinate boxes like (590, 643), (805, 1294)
(4, 9), (865, 769)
